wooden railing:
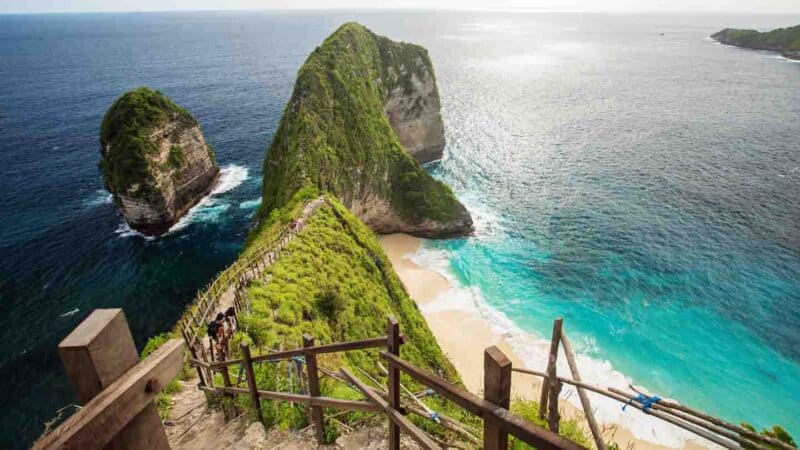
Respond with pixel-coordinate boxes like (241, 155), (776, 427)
(192, 316), (586, 450)
(178, 197), (326, 366)
(513, 319), (796, 450)
(34, 309), (185, 450)
(195, 316), (796, 450)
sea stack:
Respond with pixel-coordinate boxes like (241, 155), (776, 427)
(261, 22), (472, 238)
(100, 87), (220, 235)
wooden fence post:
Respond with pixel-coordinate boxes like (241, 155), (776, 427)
(303, 335), (326, 443)
(199, 343), (213, 386)
(483, 345), (512, 450)
(387, 317), (401, 450)
(561, 331), (606, 450)
(221, 365), (233, 399)
(57, 309), (170, 450)
(183, 329), (206, 386)
(241, 343), (263, 423)
(541, 318), (563, 432)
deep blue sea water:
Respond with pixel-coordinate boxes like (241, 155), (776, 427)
(0, 10), (798, 449)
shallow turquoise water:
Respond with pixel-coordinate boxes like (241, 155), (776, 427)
(418, 12), (800, 438)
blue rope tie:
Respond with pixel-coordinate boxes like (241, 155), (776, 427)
(623, 393), (661, 413)
(429, 412), (440, 421)
(291, 356), (306, 364)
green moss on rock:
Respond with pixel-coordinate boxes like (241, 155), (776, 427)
(100, 87), (197, 196)
(261, 22), (471, 237)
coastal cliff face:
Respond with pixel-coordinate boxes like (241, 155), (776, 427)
(711, 26), (800, 60)
(261, 23), (472, 238)
(376, 36), (446, 163)
(100, 87), (220, 235)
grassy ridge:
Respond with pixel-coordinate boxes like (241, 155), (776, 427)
(260, 22), (466, 227)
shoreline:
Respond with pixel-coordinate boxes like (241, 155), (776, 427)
(378, 233), (710, 450)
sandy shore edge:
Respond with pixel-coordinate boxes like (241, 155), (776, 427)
(378, 233), (709, 450)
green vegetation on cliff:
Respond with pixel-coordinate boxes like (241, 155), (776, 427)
(222, 190), (588, 444)
(99, 87), (211, 197)
(712, 25), (800, 53)
(260, 22), (467, 229)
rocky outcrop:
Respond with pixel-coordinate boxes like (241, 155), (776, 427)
(711, 26), (800, 60)
(376, 37), (446, 163)
(261, 23), (472, 238)
(100, 87), (219, 235)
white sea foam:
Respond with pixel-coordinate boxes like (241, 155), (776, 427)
(114, 221), (156, 240)
(84, 190), (113, 207)
(211, 164), (249, 195)
(117, 164), (249, 238)
(410, 243), (705, 448)
(60, 308), (79, 317)
(775, 54), (800, 63)
(239, 197), (262, 209)
(167, 164), (248, 234)
(456, 193), (504, 240)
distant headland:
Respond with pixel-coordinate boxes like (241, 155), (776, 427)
(711, 25), (800, 60)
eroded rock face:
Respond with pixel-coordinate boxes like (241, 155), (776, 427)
(380, 54), (446, 163)
(261, 23), (472, 238)
(100, 87), (219, 235)
(349, 192), (471, 238)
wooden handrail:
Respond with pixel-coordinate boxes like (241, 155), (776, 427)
(34, 339), (185, 450)
(208, 334), (405, 369)
(340, 367), (440, 450)
(198, 385), (380, 412)
(381, 351), (586, 450)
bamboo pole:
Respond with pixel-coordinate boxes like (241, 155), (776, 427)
(560, 332), (606, 450)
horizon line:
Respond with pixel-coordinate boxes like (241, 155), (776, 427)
(2, 7), (799, 16)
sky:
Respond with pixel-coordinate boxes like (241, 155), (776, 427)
(0, 0), (798, 14)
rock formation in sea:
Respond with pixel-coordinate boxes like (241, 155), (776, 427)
(261, 23), (472, 237)
(99, 87), (220, 235)
(711, 25), (800, 60)
(261, 22), (472, 238)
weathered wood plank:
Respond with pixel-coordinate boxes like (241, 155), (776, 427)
(240, 343), (263, 423)
(386, 317), (401, 450)
(483, 345), (512, 450)
(34, 339), (184, 450)
(199, 386), (380, 412)
(561, 331), (606, 450)
(340, 368), (440, 450)
(56, 308), (171, 450)
(211, 334), (405, 369)
(546, 319), (563, 432)
(303, 335), (325, 443)
(381, 351), (586, 450)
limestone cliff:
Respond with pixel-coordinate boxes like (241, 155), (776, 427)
(376, 35), (446, 162)
(711, 26), (800, 60)
(100, 87), (220, 235)
(261, 23), (472, 238)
